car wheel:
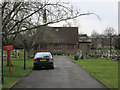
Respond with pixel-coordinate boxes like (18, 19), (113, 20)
(33, 66), (37, 70)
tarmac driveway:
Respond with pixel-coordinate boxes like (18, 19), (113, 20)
(12, 56), (108, 88)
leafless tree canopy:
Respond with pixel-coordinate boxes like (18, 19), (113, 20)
(104, 27), (116, 36)
(1, 1), (94, 44)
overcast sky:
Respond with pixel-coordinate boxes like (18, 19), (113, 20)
(50, 0), (119, 36)
(1, 0), (119, 36)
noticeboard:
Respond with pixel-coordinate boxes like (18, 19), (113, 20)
(4, 45), (14, 51)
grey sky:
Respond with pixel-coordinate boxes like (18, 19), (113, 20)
(1, 0), (118, 35)
(50, 0), (118, 36)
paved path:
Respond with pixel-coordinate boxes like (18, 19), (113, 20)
(13, 56), (108, 89)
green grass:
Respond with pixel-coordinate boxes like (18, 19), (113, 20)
(2, 56), (33, 89)
(2, 77), (20, 88)
(70, 57), (118, 88)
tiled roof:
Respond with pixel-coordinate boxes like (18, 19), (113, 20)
(50, 27), (78, 44)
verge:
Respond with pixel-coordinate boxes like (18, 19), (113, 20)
(5, 70), (33, 90)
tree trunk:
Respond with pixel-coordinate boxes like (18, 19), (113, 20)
(26, 50), (30, 59)
(33, 44), (39, 55)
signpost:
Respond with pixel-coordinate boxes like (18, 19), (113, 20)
(4, 45), (14, 74)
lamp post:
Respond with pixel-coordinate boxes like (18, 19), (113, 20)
(23, 38), (26, 70)
(0, 32), (5, 84)
(118, 34), (120, 60)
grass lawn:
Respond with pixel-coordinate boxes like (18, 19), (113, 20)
(70, 57), (118, 88)
(2, 77), (20, 88)
(2, 56), (33, 89)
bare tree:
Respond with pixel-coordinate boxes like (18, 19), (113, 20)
(14, 26), (61, 58)
(91, 30), (100, 58)
(32, 26), (61, 55)
(91, 30), (100, 48)
(104, 27), (116, 57)
(1, 1), (95, 45)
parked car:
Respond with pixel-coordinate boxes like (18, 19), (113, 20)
(33, 52), (54, 70)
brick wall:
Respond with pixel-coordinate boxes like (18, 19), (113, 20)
(36, 44), (78, 55)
